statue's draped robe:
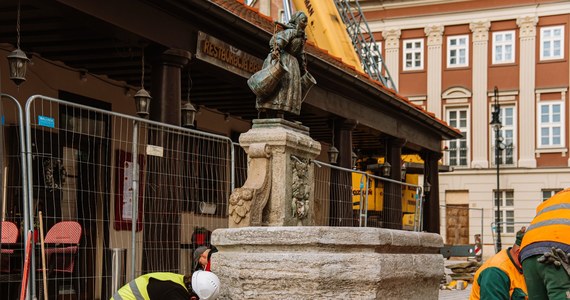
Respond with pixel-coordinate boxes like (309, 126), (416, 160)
(256, 28), (306, 115)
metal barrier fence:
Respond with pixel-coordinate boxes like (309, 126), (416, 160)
(439, 205), (484, 258)
(0, 93), (29, 299)
(0, 94), (427, 299)
(312, 160), (424, 230)
(21, 95), (235, 299)
(490, 221), (529, 254)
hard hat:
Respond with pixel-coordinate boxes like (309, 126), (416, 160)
(191, 271), (221, 300)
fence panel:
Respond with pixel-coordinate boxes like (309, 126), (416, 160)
(439, 205), (484, 258)
(0, 93), (28, 299)
(24, 95), (234, 300)
(313, 160), (423, 230)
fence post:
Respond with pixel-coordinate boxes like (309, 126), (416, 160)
(130, 120), (140, 280)
(107, 248), (127, 298)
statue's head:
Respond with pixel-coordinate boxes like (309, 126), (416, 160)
(288, 11), (308, 30)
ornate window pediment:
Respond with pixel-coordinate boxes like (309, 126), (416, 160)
(442, 87), (472, 100)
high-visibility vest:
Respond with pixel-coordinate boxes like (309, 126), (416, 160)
(520, 189), (570, 250)
(111, 272), (186, 300)
(470, 249), (527, 300)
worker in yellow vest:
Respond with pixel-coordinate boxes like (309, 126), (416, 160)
(519, 188), (570, 300)
(110, 271), (220, 300)
(469, 228), (527, 300)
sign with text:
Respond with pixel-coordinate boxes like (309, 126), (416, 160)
(196, 31), (263, 78)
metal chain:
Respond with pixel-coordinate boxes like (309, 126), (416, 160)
(16, 0), (21, 49)
(140, 48), (145, 89)
(187, 67), (192, 103)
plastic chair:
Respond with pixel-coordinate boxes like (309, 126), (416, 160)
(43, 221), (82, 273)
(0, 221), (19, 273)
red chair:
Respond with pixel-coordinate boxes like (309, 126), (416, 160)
(43, 221), (82, 274)
(0, 221), (19, 273)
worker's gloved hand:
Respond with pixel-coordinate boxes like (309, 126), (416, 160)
(537, 247), (570, 276)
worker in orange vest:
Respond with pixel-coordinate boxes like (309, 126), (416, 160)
(519, 188), (570, 300)
(469, 228), (527, 300)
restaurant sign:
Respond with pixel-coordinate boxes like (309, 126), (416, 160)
(196, 31), (263, 78)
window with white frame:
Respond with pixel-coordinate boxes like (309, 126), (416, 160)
(491, 105), (516, 165)
(403, 39), (423, 71)
(540, 26), (564, 61)
(447, 35), (469, 68)
(446, 108), (469, 167)
(493, 31), (515, 64)
(494, 190), (514, 233)
(538, 101), (565, 148)
(542, 189), (563, 201)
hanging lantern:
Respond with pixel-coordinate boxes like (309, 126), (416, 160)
(328, 146), (339, 164)
(7, 48), (29, 86)
(424, 181), (432, 194)
(328, 120), (339, 164)
(351, 151), (358, 168)
(181, 102), (197, 128)
(134, 88), (151, 118)
(133, 47), (151, 118)
(381, 161), (392, 177)
(401, 163), (407, 182)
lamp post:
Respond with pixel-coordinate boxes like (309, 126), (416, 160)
(490, 86), (503, 253)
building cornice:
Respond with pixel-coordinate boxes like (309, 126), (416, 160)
(359, 0), (469, 11)
(370, 2), (570, 31)
(440, 167), (570, 176)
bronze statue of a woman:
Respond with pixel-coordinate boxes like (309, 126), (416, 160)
(248, 11), (316, 118)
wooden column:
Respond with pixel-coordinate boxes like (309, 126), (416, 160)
(383, 138), (404, 230)
(338, 119), (358, 169)
(150, 48), (192, 125)
(421, 150), (442, 233)
(329, 119), (357, 226)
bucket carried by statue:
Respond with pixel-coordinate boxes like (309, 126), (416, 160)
(248, 58), (289, 98)
(300, 71), (316, 101)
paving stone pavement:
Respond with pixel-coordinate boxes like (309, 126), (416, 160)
(439, 258), (474, 299)
(438, 284), (472, 300)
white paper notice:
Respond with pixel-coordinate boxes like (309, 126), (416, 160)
(122, 161), (134, 220)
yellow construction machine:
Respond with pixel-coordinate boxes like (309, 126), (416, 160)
(351, 156), (421, 230)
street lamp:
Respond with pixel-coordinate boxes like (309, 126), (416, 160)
(490, 86), (504, 253)
(328, 120), (339, 164)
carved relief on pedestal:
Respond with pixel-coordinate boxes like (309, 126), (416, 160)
(229, 143), (272, 227)
(291, 156), (310, 220)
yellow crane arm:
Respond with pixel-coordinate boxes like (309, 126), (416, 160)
(292, 0), (363, 72)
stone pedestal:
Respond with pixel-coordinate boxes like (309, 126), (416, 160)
(211, 227), (444, 300)
(233, 118), (321, 226)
